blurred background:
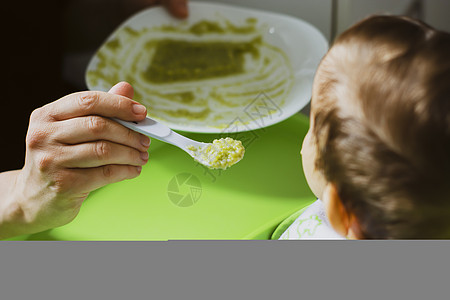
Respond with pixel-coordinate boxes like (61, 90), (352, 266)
(2, 0), (450, 172)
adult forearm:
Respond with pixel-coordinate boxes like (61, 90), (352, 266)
(0, 170), (28, 239)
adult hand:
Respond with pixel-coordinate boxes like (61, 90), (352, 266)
(0, 82), (150, 238)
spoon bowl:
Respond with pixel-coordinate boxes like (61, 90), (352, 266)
(113, 117), (244, 169)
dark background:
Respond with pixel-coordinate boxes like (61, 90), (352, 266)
(1, 0), (152, 172)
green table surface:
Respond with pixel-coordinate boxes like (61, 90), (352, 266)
(16, 113), (315, 240)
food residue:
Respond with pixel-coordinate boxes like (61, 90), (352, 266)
(187, 137), (245, 169)
(86, 19), (293, 129)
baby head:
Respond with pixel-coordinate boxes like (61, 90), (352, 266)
(302, 15), (450, 239)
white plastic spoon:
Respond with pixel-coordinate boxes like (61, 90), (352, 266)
(112, 117), (244, 169)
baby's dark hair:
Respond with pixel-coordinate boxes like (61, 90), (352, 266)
(312, 15), (450, 238)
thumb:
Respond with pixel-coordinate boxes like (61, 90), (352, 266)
(162, 0), (188, 19)
(108, 81), (135, 99)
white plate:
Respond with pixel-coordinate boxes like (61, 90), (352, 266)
(85, 1), (328, 133)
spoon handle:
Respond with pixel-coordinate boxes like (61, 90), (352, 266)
(112, 117), (205, 150)
(112, 116), (171, 140)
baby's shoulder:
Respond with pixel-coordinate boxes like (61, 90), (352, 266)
(277, 200), (344, 240)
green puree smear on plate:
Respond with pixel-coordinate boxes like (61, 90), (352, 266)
(86, 19), (294, 129)
(144, 39), (260, 83)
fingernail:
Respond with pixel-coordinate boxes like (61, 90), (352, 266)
(136, 166), (142, 173)
(132, 104), (146, 115)
(141, 135), (151, 147)
(140, 151), (149, 161)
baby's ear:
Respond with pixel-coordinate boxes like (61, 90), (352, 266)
(322, 183), (361, 239)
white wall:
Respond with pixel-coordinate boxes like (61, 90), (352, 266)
(423, 0), (450, 33)
(335, 0), (413, 36)
(335, 0), (450, 38)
